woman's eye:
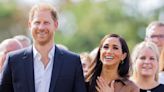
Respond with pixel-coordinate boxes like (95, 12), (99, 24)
(140, 56), (146, 60)
(103, 45), (108, 49)
(113, 46), (118, 50)
(150, 57), (155, 60)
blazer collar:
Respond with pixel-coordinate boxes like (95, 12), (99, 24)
(23, 46), (35, 92)
(49, 45), (63, 92)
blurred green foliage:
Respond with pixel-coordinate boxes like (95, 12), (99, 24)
(0, 0), (163, 53)
(55, 0), (161, 53)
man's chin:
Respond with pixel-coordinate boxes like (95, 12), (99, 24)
(38, 41), (49, 46)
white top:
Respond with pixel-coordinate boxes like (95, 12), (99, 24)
(33, 46), (55, 92)
(158, 71), (164, 84)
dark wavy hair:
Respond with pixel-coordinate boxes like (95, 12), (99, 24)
(88, 34), (130, 92)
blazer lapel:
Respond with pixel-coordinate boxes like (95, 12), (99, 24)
(23, 46), (35, 92)
(49, 46), (63, 92)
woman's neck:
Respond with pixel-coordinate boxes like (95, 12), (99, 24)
(134, 75), (159, 90)
(100, 65), (119, 84)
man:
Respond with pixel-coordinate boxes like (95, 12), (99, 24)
(13, 35), (31, 48)
(0, 3), (86, 92)
(145, 21), (164, 53)
(0, 38), (23, 83)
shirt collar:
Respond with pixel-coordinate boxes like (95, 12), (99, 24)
(33, 45), (55, 59)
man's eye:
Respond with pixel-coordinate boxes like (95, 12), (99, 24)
(44, 22), (50, 25)
(34, 21), (40, 24)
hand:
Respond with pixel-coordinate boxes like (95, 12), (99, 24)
(96, 76), (115, 92)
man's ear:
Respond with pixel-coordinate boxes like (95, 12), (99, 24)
(122, 52), (127, 60)
(54, 20), (58, 29)
(28, 21), (31, 30)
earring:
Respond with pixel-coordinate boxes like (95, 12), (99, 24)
(121, 60), (124, 64)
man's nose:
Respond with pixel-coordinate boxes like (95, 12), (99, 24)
(38, 24), (45, 30)
(152, 37), (160, 46)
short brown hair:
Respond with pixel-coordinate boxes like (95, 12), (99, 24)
(29, 3), (58, 22)
(146, 21), (164, 38)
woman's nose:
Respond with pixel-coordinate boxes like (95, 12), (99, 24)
(144, 59), (150, 64)
(106, 48), (112, 53)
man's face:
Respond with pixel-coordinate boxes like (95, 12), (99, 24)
(146, 26), (164, 51)
(29, 10), (58, 46)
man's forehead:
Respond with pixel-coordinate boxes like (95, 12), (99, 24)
(154, 25), (164, 30)
(149, 26), (164, 35)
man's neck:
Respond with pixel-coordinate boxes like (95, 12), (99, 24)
(34, 42), (54, 68)
(34, 42), (54, 54)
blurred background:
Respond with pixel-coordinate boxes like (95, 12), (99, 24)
(0, 0), (164, 53)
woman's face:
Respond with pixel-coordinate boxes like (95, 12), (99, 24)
(81, 57), (91, 77)
(135, 47), (158, 78)
(100, 37), (126, 67)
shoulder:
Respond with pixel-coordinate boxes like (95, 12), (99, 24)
(126, 79), (139, 91)
(57, 46), (80, 59)
(8, 47), (30, 58)
(7, 46), (32, 64)
(56, 46), (81, 65)
(155, 84), (164, 90)
(141, 84), (164, 91)
(114, 79), (139, 92)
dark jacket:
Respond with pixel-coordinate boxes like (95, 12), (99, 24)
(0, 45), (86, 92)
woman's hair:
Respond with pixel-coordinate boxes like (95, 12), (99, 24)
(89, 34), (130, 92)
(131, 41), (160, 81)
(159, 48), (164, 71)
(80, 52), (92, 63)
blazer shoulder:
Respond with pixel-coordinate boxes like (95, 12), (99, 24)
(58, 47), (80, 58)
(57, 47), (81, 66)
(8, 46), (32, 59)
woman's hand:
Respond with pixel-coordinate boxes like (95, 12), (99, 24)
(96, 76), (115, 92)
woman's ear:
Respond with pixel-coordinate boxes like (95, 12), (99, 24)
(122, 52), (127, 60)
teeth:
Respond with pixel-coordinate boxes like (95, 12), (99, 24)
(105, 56), (113, 60)
(39, 31), (45, 34)
(38, 32), (46, 36)
(142, 66), (152, 70)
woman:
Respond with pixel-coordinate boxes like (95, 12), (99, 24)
(159, 48), (164, 84)
(80, 52), (92, 79)
(87, 34), (139, 92)
(131, 41), (164, 92)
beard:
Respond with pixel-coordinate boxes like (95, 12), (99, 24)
(32, 29), (54, 46)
